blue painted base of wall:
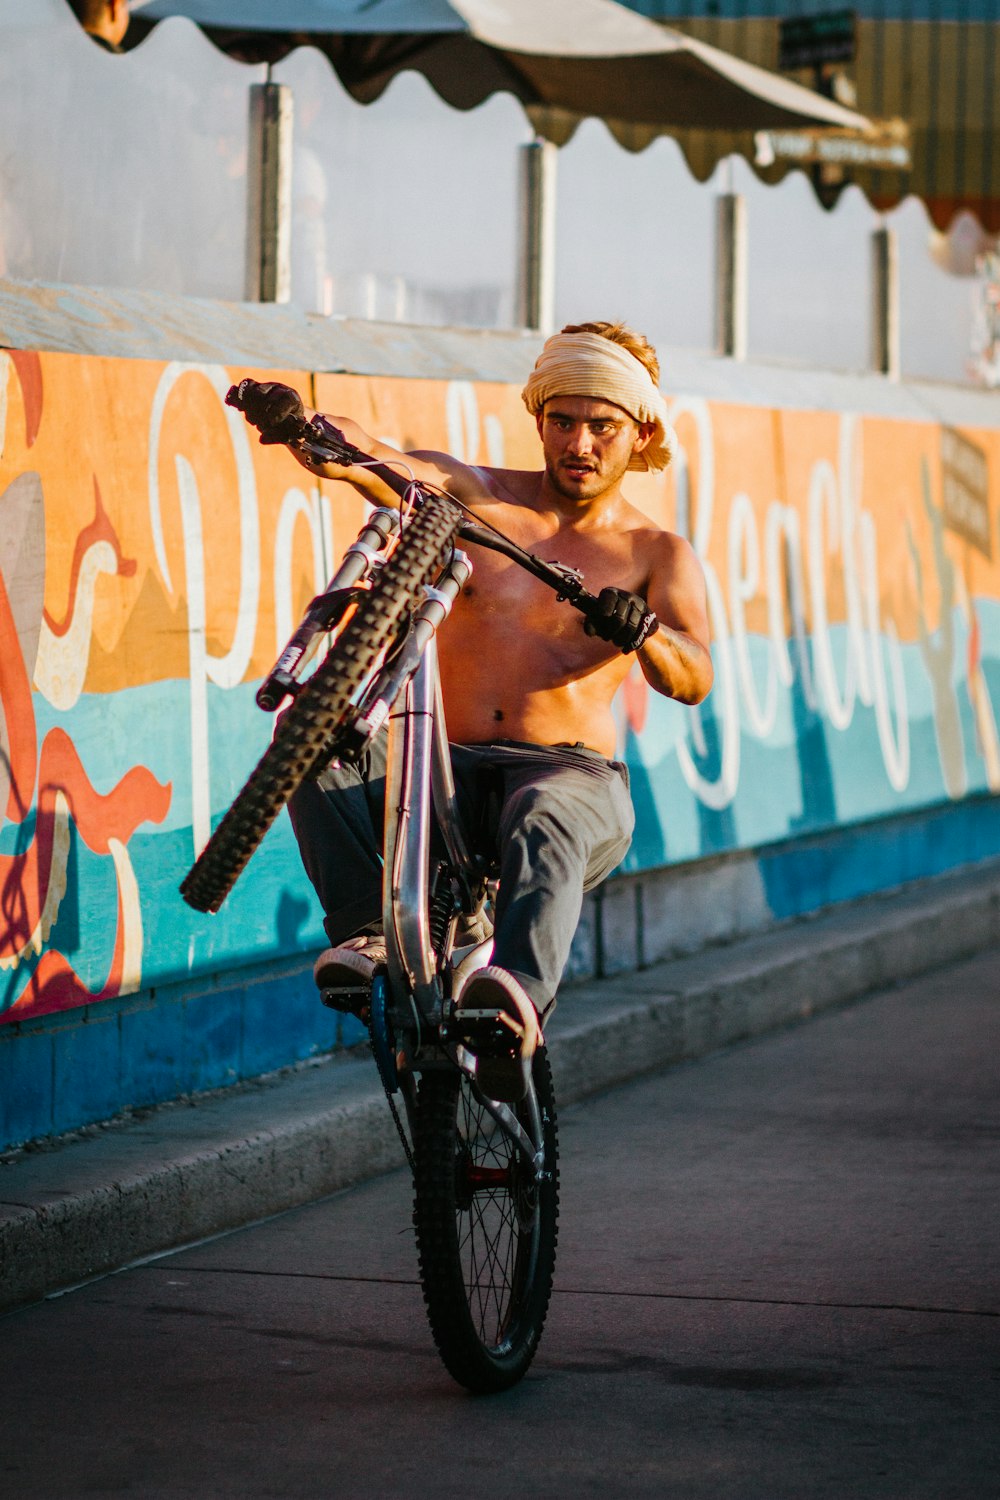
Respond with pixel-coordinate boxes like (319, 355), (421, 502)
(3, 792), (998, 1153)
(0, 958), (367, 1153)
(756, 792), (1000, 922)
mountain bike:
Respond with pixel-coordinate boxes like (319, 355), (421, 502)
(180, 381), (612, 1392)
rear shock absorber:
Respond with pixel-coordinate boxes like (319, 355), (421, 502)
(428, 869), (458, 970)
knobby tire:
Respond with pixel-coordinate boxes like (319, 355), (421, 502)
(180, 498), (462, 914)
(413, 1050), (559, 1393)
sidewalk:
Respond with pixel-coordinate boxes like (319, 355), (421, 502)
(3, 858), (999, 1315)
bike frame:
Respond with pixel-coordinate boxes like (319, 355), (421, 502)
(298, 509), (548, 1179)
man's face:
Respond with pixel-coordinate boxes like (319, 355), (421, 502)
(536, 396), (651, 502)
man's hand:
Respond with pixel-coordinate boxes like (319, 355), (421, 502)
(583, 588), (658, 654)
(230, 380), (306, 443)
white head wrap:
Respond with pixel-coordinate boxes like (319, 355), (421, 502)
(521, 331), (676, 472)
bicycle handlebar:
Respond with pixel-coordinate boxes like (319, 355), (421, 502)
(224, 379), (665, 714)
(226, 381), (420, 503)
(225, 379), (604, 623)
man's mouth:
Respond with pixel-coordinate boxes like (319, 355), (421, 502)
(562, 461), (596, 478)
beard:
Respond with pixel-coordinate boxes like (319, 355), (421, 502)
(545, 452), (630, 501)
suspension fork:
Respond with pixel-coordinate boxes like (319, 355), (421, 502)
(383, 643), (440, 1022)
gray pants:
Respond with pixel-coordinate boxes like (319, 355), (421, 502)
(288, 737), (634, 1015)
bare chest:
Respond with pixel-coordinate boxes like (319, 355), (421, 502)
(460, 519), (645, 622)
(442, 522), (645, 682)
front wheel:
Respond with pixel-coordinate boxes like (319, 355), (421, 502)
(180, 496), (461, 914)
(413, 1051), (559, 1393)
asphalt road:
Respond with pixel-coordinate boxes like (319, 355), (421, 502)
(2, 950), (998, 1500)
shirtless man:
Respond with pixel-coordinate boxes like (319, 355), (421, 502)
(241, 321), (713, 1100)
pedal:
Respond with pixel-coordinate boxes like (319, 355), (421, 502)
(440, 1006), (525, 1055)
(319, 985), (369, 1018)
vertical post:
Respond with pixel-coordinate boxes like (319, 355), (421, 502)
(715, 190), (747, 360)
(871, 224), (900, 379)
(517, 138), (557, 334)
(245, 81), (293, 303)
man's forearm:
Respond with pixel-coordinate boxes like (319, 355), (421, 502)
(292, 446), (406, 507)
(289, 411), (408, 507)
(636, 625), (714, 705)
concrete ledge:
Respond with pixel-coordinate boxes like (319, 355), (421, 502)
(3, 858), (999, 1314)
(6, 796), (997, 1154)
(6, 277), (999, 430)
(553, 862), (1000, 1101)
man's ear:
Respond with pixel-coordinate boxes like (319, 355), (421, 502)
(633, 421), (657, 454)
(535, 411), (545, 439)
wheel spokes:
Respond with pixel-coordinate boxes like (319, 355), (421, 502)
(454, 1081), (538, 1347)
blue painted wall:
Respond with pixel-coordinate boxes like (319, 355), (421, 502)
(2, 296), (998, 1153)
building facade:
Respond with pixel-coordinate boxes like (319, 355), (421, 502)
(618, 2), (1000, 234)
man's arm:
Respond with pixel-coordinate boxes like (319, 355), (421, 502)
(637, 533), (714, 705)
(294, 412), (485, 512)
(234, 378), (486, 510)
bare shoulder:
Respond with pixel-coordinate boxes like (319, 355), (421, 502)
(640, 524), (709, 638)
(647, 531), (707, 614)
(648, 526), (701, 577)
(616, 500), (698, 577)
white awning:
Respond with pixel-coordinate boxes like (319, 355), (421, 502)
(133, 0), (872, 132)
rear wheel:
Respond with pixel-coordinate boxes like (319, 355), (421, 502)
(180, 498), (461, 914)
(413, 1050), (559, 1393)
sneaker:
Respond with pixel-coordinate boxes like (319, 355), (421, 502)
(314, 935), (387, 1014)
(454, 966), (540, 1103)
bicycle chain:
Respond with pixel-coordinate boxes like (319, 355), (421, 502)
(368, 1019), (416, 1173)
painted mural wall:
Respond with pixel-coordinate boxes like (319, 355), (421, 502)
(2, 348), (998, 1027)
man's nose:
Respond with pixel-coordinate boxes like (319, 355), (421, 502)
(567, 426), (593, 454)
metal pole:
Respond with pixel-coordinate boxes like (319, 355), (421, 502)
(245, 81), (293, 304)
(516, 139), (557, 333)
(871, 225), (900, 379)
(715, 191), (747, 360)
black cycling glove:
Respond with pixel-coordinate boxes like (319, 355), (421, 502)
(230, 380), (306, 443)
(583, 587), (658, 654)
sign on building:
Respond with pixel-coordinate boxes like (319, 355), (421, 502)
(754, 124), (911, 172)
(779, 10), (857, 72)
(941, 427), (992, 558)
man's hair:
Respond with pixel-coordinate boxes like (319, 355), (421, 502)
(559, 321), (660, 387)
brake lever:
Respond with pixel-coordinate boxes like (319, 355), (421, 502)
(545, 560), (586, 602)
(293, 414), (370, 467)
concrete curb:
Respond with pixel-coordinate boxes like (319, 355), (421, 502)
(3, 859), (999, 1314)
(551, 858), (1000, 1101)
